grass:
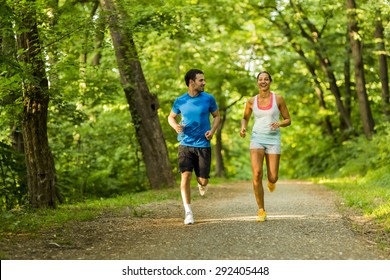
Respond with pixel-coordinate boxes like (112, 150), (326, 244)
(320, 177), (390, 227)
(0, 176), (233, 237)
(0, 187), (181, 237)
(313, 165), (390, 250)
(307, 125), (390, 250)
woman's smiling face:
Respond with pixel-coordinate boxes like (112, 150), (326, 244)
(257, 72), (272, 90)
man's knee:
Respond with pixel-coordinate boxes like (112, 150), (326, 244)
(181, 171), (192, 181)
(198, 177), (208, 186)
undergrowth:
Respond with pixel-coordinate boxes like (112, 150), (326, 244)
(0, 187), (180, 237)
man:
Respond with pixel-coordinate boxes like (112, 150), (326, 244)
(168, 69), (221, 225)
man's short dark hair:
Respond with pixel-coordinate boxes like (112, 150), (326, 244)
(185, 69), (204, 87)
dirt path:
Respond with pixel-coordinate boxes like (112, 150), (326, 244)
(1, 181), (388, 260)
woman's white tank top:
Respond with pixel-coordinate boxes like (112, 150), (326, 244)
(250, 92), (281, 145)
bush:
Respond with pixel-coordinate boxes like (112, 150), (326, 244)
(0, 142), (27, 210)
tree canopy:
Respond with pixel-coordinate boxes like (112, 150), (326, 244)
(1, 0), (389, 209)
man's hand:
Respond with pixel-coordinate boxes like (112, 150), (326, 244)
(205, 131), (213, 140)
(175, 123), (184, 134)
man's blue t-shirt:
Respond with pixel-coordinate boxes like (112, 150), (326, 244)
(172, 91), (218, 148)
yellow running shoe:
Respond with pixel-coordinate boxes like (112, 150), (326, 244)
(256, 208), (267, 222)
(267, 181), (276, 192)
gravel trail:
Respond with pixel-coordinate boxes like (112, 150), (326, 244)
(1, 181), (388, 260)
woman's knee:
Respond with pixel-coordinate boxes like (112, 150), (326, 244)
(253, 170), (263, 182)
(268, 174), (278, 184)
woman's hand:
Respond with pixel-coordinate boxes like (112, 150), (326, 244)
(240, 128), (246, 138)
(269, 122), (280, 130)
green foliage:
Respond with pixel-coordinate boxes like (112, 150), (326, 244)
(320, 164), (390, 231)
(312, 125), (390, 233)
(285, 123), (390, 179)
(39, 0), (154, 200)
(49, 98), (150, 201)
(0, 142), (27, 210)
(333, 123), (390, 177)
(1, 0), (389, 214)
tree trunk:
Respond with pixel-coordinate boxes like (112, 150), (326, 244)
(344, 31), (352, 117)
(214, 112), (226, 178)
(316, 53), (353, 131)
(294, 47), (334, 136)
(341, 30), (353, 134)
(214, 94), (242, 178)
(314, 87), (334, 136)
(346, 0), (375, 138)
(273, 8), (348, 133)
(374, 8), (390, 121)
(92, 9), (106, 66)
(16, 0), (56, 209)
(288, 1), (353, 131)
(99, 0), (176, 189)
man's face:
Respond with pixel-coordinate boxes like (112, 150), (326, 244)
(191, 74), (206, 92)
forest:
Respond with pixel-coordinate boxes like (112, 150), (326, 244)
(0, 0), (389, 211)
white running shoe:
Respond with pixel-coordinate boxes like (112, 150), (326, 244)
(184, 212), (194, 225)
(198, 184), (208, 196)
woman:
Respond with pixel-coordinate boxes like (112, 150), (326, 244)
(240, 71), (291, 222)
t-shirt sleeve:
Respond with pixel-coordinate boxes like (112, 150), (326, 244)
(209, 95), (218, 113)
(172, 98), (181, 114)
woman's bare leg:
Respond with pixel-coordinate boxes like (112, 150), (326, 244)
(265, 153), (280, 192)
(265, 154), (280, 184)
(250, 149), (265, 210)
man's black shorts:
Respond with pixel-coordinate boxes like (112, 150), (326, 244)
(178, 145), (211, 178)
